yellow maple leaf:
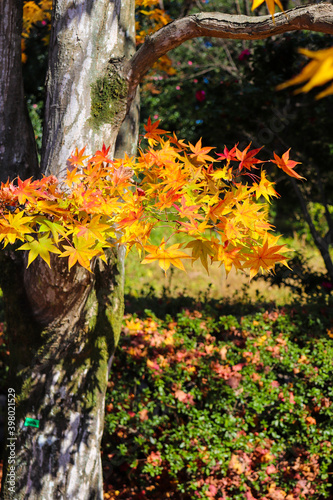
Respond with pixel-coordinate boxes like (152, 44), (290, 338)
(185, 238), (217, 273)
(252, 0), (284, 20)
(211, 166), (233, 182)
(18, 234), (61, 267)
(74, 215), (111, 244)
(253, 171), (279, 202)
(0, 211), (34, 245)
(125, 318), (142, 332)
(141, 238), (192, 272)
(234, 199), (261, 228)
(61, 236), (102, 271)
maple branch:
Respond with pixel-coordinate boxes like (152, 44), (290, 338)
(127, 2), (333, 105)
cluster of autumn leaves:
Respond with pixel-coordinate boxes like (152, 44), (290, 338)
(12, 0), (332, 276)
(0, 119), (305, 277)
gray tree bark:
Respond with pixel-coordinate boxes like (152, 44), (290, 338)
(42, 0), (136, 178)
(1, 1), (333, 498)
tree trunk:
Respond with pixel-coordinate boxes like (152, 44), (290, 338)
(0, 0), (38, 181)
(0, 0), (135, 498)
(41, 0), (136, 178)
(290, 178), (333, 280)
(1, 249), (125, 499)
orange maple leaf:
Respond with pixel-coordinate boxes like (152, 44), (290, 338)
(189, 138), (216, 164)
(213, 244), (242, 276)
(177, 220), (212, 236)
(68, 147), (90, 168)
(216, 217), (244, 241)
(14, 177), (37, 205)
(168, 132), (187, 151)
(111, 165), (134, 187)
(154, 187), (182, 210)
(243, 238), (290, 279)
(173, 196), (204, 224)
(144, 117), (169, 143)
(90, 144), (113, 165)
(116, 206), (144, 229)
(271, 149), (305, 180)
(65, 167), (83, 187)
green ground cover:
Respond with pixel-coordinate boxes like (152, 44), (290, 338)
(102, 285), (333, 499)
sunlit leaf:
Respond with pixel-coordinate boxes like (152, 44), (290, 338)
(142, 238), (192, 272)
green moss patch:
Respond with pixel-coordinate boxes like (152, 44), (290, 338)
(90, 67), (128, 130)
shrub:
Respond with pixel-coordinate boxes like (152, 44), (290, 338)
(103, 298), (333, 499)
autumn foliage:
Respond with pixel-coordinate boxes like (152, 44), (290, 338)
(0, 119), (305, 277)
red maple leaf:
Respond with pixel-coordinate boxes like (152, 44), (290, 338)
(235, 144), (264, 172)
(216, 144), (238, 163)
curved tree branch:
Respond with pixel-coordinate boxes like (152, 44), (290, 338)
(127, 3), (333, 105)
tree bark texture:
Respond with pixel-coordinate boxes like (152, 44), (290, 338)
(1, 249), (125, 499)
(42, 0), (136, 178)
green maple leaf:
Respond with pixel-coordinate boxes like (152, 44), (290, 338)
(37, 218), (69, 243)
